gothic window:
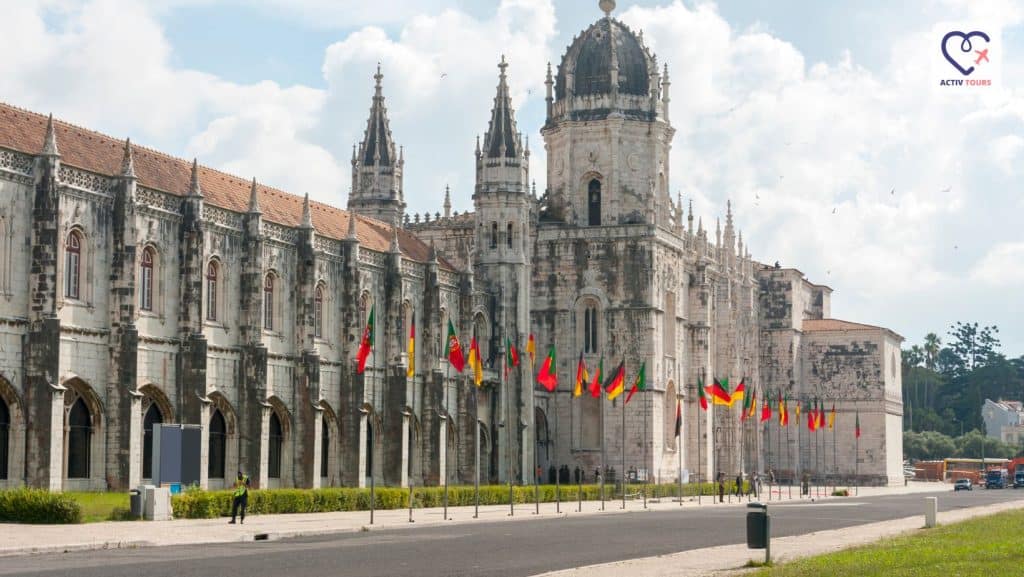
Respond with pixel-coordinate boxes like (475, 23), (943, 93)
(263, 273), (276, 331)
(142, 403), (164, 479)
(665, 381), (677, 452)
(507, 222), (514, 248)
(140, 247), (155, 312)
(583, 303), (599, 354)
(314, 284), (325, 338)
(490, 222), (498, 249)
(320, 416), (330, 478)
(587, 179), (602, 226)
(0, 398), (8, 480)
(206, 261), (219, 322)
(268, 412), (283, 478)
(65, 230), (82, 299)
(208, 410), (226, 479)
(67, 398), (91, 479)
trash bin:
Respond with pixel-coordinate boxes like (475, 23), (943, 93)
(746, 504), (768, 549)
(129, 489), (142, 519)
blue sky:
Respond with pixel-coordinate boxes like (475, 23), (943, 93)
(3, 0), (1022, 356)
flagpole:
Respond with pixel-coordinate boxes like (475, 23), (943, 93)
(554, 357), (561, 514)
(506, 337), (514, 517)
(621, 389), (626, 510)
(533, 363), (540, 516)
(697, 381), (702, 505)
(677, 398), (683, 506)
(443, 359), (449, 521)
(369, 344), (376, 525)
(855, 406), (860, 497)
(832, 405), (837, 495)
(643, 382), (648, 509)
(474, 385), (480, 519)
(600, 374), (606, 512)
(786, 415), (792, 500)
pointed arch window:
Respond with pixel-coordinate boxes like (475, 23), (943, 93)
(65, 230), (82, 299)
(588, 179), (602, 226)
(206, 261), (219, 321)
(583, 302), (599, 354)
(268, 412), (283, 479)
(67, 398), (91, 479)
(208, 409), (226, 479)
(507, 222), (514, 248)
(320, 416), (330, 478)
(140, 247), (155, 312)
(314, 285), (325, 339)
(490, 222), (498, 250)
(263, 273), (276, 331)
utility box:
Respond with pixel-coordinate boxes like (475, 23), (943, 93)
(153, 424), (202, 488)
(144, 486), (172, 521)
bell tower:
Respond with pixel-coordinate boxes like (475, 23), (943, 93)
(349, 66), (406, 228)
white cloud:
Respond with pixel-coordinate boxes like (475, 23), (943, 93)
(971, 243), (1024, 286)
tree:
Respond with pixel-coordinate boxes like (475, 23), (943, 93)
(953, 430), (1017, 459)
(903, 346), (924, 371)
(923, 333), (942, 371)
(947, 322), (1001, 374)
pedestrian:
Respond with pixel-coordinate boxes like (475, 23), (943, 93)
(768, 468), (775, 485)
(717, 472), (725, 503)
(735, 473), (743, 497)
(229, 470), (250, 524)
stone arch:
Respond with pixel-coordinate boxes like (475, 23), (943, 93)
(139, 243), (161, 314)
(574, 293), (606, 356)
(0, 374), (24, 486)
(263, 269), (279, 331)
(265, 396), (292, 485)
(62, 226), (89, 303)
(206, 391), (238, 487)
(472, 308), (492, 366)
(138, 383), (174, 481)
(314, 279), (329, 339)
(319, 401), (340, 486)
(205, 256), (225, 322)
(60, 376), (104, 489)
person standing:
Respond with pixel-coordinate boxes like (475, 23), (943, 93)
(735, 473), (743, 497)
(229, 471), (250, 524)
(717, 472), (725, 503)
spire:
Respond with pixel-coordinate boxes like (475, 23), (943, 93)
(120, 138), (136, 178)
(687, 198), (694, 235)
(358, 64), (397, 167)
(482, 55), (522, 159)
(545, 62), (554, 120)
(390, 225), (401, 253)
(41, 114), (59, 157)
(443, 184), (452, 218)
(347, 211), (358, 240)
(301, 193), (313, 229)
(715, 217), (721, 248)
(189, 158), (202, 197)
(726, 199), (734, 229)
(248, 178), (261, 213)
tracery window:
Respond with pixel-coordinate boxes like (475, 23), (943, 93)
(140, 247), (155, 312)
(65, 231), (82, 299)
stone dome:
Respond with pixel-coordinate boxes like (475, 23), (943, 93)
(555, 17), (654, 101)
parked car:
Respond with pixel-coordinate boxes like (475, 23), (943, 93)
(1014, 472), (1024, 489)
(954, 478), (972, 491)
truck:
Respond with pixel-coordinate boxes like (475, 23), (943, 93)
(1015, 471), (1024, 489)
(985, 469), (1009, 489)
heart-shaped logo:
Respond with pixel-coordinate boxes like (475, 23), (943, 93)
(941, 31), (990, 76)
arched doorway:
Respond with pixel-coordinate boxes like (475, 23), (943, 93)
(268, 412), (283, 479)
(67, 398), (91, 479)
(208, 409), (227, 479)
(0, 397), (8, 480)
(587, 179), (601, 226)
(142, 403), (164, 480)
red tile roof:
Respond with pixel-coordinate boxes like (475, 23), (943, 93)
(0, 102), (437, 263)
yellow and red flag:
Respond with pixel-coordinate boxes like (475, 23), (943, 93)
(406, 311), (415, 378)
(729, 379), (746, 408)
(467, 336), (483, 386)
(828, 403), (836, 430)
(604, 360), (626, 401)
(526, 333), (536, 367)
(708, 378), (731, 406)
(574, 352), (588, 397)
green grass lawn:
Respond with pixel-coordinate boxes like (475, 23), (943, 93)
(752, 508), (1024, 577)
(64, 492), (131, 523)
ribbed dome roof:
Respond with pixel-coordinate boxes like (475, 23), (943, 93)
(555, 17), (653, 100)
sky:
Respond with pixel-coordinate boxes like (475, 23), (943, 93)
(1, 0), (1021, 356)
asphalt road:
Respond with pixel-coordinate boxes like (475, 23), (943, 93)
(4, 489), (1021, 577)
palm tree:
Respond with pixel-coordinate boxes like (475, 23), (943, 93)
(924, 333), (941, 370)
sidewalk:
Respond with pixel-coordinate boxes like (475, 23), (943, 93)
(0, 481), (951, 557)
(537, 491), (1024, 577)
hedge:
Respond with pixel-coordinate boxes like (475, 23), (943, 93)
(0, 488), (83, 524)
(171, 481), (738, 519)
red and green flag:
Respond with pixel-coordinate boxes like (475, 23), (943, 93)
(740, 385), (753, 420)
(604, 360), (626, 401)
(589, 358), (604, 398)
(807, 401), (816, 432)
(444, 319), (465, 373)
(356, 306), (374, 373)
(817, 401), (826, 431)
(505, 338), (519, 376)
(855, 412), (861, 439)
(709, 378), (731, 406)
(537, 346), (558, 392)
(760, 393), (772, 423)
(698, 378), (709, 411)
(624, 362), (646, 404)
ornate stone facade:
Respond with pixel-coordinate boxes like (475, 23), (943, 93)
(0, 3), (903, 492)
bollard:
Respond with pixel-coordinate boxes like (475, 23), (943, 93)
(924, 497), (938, 528)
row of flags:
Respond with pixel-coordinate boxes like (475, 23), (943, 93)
(355, 306), (863, 439)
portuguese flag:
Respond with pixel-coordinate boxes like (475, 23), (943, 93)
(709, 378), (731, 406)
(537, 346), (558, 392)
(589, 358), (604, 398)
(574, 352), (588, 397)
(624, 362), (646, 405)
(740, 386), (753, 421)
(356, 306), (375, 374)
(505, 337), (519, 375)
(698, 378), (709, 411)
(444, 319), (465, 373)
(855, 412), (861, 439)
(760, 394), (772, 423)
(817, 401), (826, 431)
(604, 360), (626, 401)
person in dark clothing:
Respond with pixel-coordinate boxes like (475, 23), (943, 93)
(229, 471), (250, 524)
(574, 466), (582, 484)
(735, 473), (743, 497)
(717, 472), (725, 503)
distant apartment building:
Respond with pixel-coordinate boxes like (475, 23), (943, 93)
(982, 399), (1024, 444)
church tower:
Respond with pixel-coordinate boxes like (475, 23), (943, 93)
(349, 66), (406, 229)
(473, 56), (532, 483)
